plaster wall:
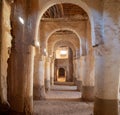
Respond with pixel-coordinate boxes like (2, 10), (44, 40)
(0, 0), (12, 105)
(95, 0), (120, 100)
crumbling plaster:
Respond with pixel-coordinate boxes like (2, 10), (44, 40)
(0, 0), (12, 105)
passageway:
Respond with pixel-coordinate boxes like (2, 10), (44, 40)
(33, 84), (94, 115)
(1, 1), (120, 115)
(34, 100), (93, 115)
(46, 84), (81, 100)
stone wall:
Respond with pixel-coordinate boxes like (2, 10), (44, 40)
(0, 0), (12, 106)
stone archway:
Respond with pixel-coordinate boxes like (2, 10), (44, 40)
(57, 67), (66, 82)
(40, 23), (85, 56)
(47, 34), (79, 57)
(36, 0), (97, 45)
(59, 68), (65, 77)
(31, 1), (120, 114)
(40, 2), (95, 100)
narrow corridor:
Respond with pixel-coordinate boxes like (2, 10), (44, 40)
(33, 84), (93, 115)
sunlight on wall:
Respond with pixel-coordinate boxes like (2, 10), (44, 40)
(56, 47), (68, 59)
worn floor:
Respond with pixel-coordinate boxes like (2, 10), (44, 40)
(33, 84), (94, 115)
(33, 100), (93, 115)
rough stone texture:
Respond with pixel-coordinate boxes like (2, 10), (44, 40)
(0, 0), (12, 106)
(7, 1), (27, 112)
(7, 0), (36, 114)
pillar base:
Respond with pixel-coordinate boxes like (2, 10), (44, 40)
(82, 86), (94, 101)
(73, 77), (77, 85)
(0, 102), (10, 114)
(33, 85), (46, 100)
(45, 79), (50, 92)
(76, 80), (82, 91)
(8, 110), (25, 115)
(24, 96), (33, 115)
(94, 97), (119, 115)
(50, 77), (54, 85)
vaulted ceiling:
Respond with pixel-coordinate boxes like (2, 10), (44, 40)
(42, 3), (87, 19)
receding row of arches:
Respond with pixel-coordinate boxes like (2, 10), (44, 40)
(0, 0), (120, 115)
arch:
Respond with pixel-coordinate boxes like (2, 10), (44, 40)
(57, 67), (67, 82)
(58, 68), (65, 77)
(46, 28), (81, 44)
(53, 40), (76, 57)
(46, 28), (81, 56)
(36, 0), (95, 45)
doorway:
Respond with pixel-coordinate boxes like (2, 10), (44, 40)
(57, 68), (66, 82)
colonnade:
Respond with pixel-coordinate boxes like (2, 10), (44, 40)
(0, 0), (120, 115)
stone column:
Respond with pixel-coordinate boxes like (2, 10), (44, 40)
(24, 46), (35, 115)
(76, 58), (82, 91)
(80, 19), (95, 101)
(45, 57), (50, 91)
(0, 0), (11, 113)
(94, 1), (120, 115)
(94, 45), (120, 115)
(33, 55), (46, 100)
(50, 58), (54, 85)
(73, 59), (77, 84)
(81, 55), (95, 101)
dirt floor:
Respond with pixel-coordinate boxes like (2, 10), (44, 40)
(46, 85), (81, 100)
(33, 84), (94, 115)
(33, 100), (93, 115)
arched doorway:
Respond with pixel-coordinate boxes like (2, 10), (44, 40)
(57, 68), (66, 82)
(34, 2), (95, 115)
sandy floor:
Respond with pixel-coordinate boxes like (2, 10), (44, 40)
(46, 85), (81, 100)
(33, 100), (93, 115)
(33, 84), (94, 115)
